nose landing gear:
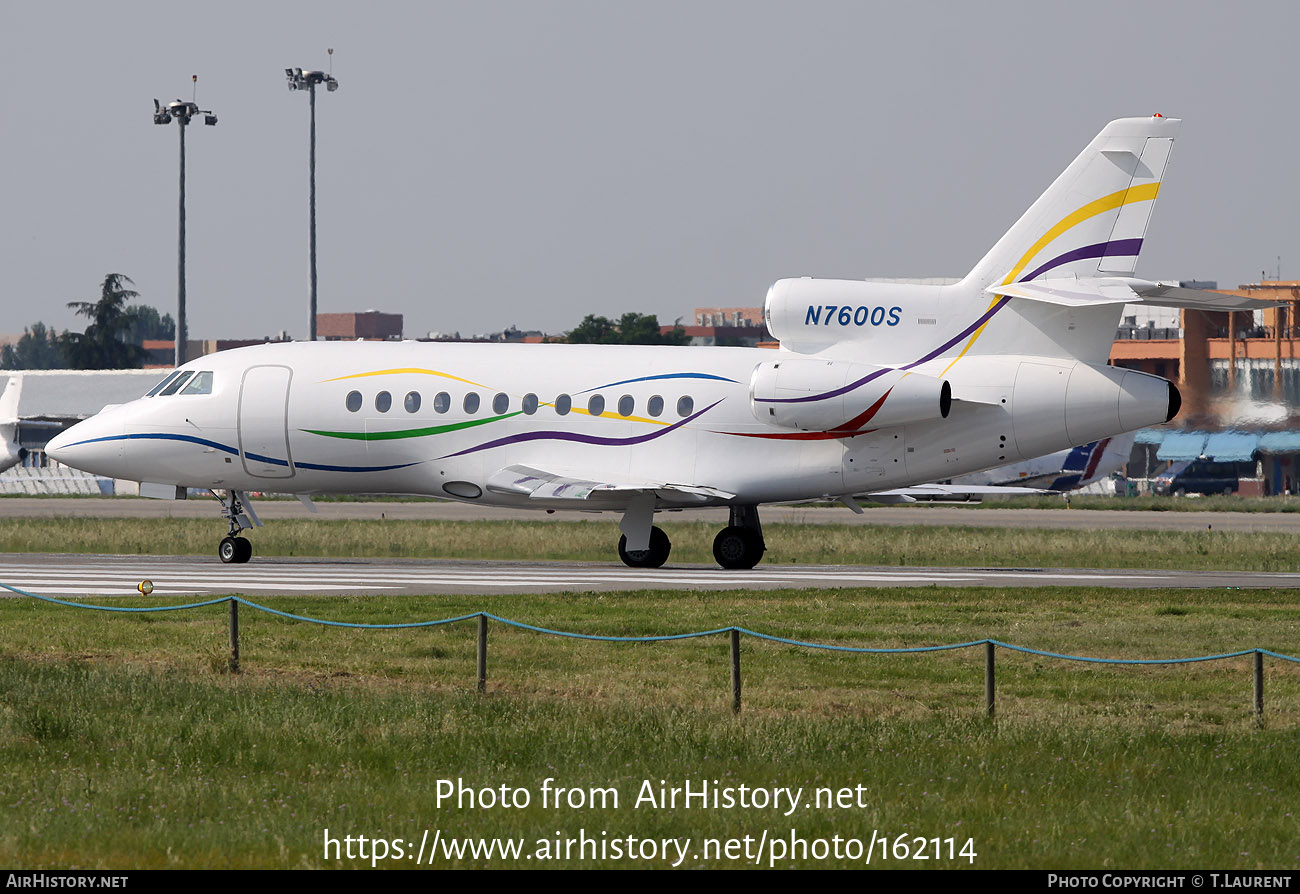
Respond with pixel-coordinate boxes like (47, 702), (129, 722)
(210, 489), (260, 564)
(219, 535), (253, 564)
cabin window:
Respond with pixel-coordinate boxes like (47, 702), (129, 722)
(464, 392), (480, 414)
(433, 392), (450, 413)
(554, 394), (572, 416)
(647, 395), (664, 417)
(345, 391), (362, 412)
(145, 372), (182, 397)
(159, 371), (194, 396)
(180, 371), (214, 395)
(404, 391), (421, 413)
(493, 392), (509, 414)
(375, 391), (392, 413)
(676, 395), (694, 417)
(522, 393), (538, 415)
(588, 395), (605, 417)
(618, 394), (634, 417)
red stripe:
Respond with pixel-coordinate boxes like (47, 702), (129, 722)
(719, 388), (893, 441)
(1082, 437), (1110, 481)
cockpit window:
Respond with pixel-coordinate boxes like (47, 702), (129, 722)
(179, 371), (214, 395)
(145, 371), (181, 397)
(159, 371), (194, 396)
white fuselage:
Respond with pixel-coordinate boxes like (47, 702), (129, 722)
(45, 337), (1173, 511)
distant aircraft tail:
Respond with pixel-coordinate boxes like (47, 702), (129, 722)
(0, 375), (22, 423)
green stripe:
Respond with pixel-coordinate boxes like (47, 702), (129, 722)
(303, 412), (523, 441)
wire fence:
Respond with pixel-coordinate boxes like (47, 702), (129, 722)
(5, 580), (1297, 720)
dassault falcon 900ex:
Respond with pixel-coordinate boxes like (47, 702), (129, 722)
(47, 116), (1267, 569)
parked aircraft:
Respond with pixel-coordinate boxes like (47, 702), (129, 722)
(47, 116), (1272, 568)
(0, 377), (25, 472)
(951, 433), (1136, 493)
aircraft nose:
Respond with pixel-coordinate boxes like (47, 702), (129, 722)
(45, 408), (127, 475)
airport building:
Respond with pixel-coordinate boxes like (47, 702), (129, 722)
(663, 306), (772, 346)
(1109, 281), (1300, 494)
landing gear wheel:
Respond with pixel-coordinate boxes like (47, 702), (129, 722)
(713, 526), (765, 570)
(618, 526), (671, 568)
(219, 536), (252, 564)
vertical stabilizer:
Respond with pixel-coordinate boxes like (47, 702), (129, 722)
(964, 116), (1180, 292)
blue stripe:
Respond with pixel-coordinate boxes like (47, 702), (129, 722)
(63, 432), (417, 474)
(577, 372), (739, 394)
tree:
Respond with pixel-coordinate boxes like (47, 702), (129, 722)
(61, 273), (149, 369)
(0, 322), (66, 369)
(122, 304), (176, 344)
(566, 314), (619, 344)
(566, 312), (690, 345)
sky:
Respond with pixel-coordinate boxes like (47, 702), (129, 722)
(2, 1), (1297, 341)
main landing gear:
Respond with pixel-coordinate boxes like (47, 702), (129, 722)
(712, 504), (765, 570)
(615, 502), (767, 570)
(211, 489), (260, 564)
(618, 526), (672, 568)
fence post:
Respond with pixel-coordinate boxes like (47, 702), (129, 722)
(984, 641), (995, 718)
(1253, 650), (1264, 723)
(730, 628), (741, 714)
(477, 613), (488, 694)
(228, 598), (240, 674)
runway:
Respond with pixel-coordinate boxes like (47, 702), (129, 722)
(1, 554), (1297, 596)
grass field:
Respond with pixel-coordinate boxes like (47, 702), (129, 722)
(2, 582), (1300, 869)
(0, 515), (1298, 572)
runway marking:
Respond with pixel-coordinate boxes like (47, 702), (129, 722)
(0, 555), (1196, 598)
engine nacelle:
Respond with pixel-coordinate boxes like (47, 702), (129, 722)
(1010, 360), (1180, 458)
(750, 359), (951, 432)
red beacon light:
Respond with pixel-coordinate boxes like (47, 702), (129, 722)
(1152, 112), (1164, 118)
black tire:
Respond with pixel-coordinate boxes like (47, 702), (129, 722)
(713, 526), (765, 570)
(618, 526), (671, 568)
(219, 536), (253, 564)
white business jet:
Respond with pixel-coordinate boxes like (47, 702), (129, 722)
(47, 116), (1270, 568)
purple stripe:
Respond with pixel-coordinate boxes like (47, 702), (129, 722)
(755, 365), (892, 405)
(901, 296), (1011, 370)
(1020, 238), (1143, 283)
(759, 296), (1013, 405)
(437, 399), (722, 459)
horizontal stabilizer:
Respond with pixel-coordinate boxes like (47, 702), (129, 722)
(988, 278), (1287, 310)
(486, 464), (734, 503)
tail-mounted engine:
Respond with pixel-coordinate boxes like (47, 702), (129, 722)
(750, 359), (951, 432)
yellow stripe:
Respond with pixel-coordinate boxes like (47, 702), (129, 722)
(1000, 181), (1160, 287)
(322, 368), (493, 389)
(938, 181), (1161, 376)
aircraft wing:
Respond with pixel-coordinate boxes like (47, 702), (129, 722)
(862, 483), (1053, 505)
(987, 277), (1286, 310)
(485, 464), (735, 503)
